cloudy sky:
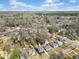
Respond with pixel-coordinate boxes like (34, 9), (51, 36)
(0, 0), (79, 11)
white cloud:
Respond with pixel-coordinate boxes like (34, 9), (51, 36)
(0, 4), (7, 11)
(70, 0), (77, 3)
(42, 4), (50, 7)
(9, 0), (45, 11)
(9, 0), (65, 11)
(65, 6), (79, 11)
(45, 0), (53, 3)
(42, 0), (64, 8)
(10, 0), (32, 8)
(8, 0), (77, 11)
(45, 0), (59, 3)
(42, 2), (64, 7)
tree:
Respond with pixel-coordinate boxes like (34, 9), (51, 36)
(0, 56), (5, 59)
(10, 49), (20, 59)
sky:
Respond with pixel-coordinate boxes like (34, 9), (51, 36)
(0, 0), (79, 11)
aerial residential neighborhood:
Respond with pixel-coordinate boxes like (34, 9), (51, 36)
(0, 12), (79, 59)
(0, 0), (79, 59)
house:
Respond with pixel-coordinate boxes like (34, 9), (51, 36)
(44, 44), (52, 51)
(20, 53), (27, 59)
